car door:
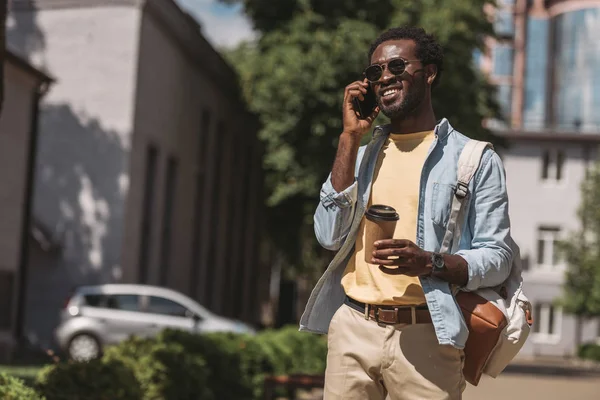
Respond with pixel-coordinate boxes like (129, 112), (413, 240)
(81, 293), (149, 344)
(139, 295), (196, 337)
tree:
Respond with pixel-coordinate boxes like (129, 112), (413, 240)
(558, 164), (600, 347)
(223, 0), (501, 277)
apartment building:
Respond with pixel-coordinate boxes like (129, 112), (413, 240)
(480, 0), (600, 356)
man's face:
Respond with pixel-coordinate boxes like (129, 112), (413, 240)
(369, 39), (428, 120)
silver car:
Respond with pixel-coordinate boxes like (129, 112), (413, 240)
(55, 284), (256, 361)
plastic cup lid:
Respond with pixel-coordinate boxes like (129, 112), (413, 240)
(365, 204), (399, 221)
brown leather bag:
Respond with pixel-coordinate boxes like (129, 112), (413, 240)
(456, 291), (508, 386)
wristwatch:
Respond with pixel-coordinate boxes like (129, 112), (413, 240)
(431, 252), (445, 272)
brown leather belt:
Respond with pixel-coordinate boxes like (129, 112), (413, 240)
(344, 296), (432, 325)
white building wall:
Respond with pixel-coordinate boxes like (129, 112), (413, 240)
(7, 4), (142, 347)
(499, 138), (600, 357)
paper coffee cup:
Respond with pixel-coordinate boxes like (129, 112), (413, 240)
(364, 204), (399, 264)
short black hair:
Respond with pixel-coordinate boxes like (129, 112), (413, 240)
(368, 26), (444, 87)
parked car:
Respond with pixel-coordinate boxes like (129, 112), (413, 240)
(55, 284), (256, 361)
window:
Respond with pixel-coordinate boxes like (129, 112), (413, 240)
(83, 294), (105, 307)
(533, 303), (562, 342)
(139, 145), (158, 284)
(496, 84), (512, 120)
(494, 10), (514, 37)
(159, 156), (178, 286)
(493, 44), (514, 77)
(536, 227), (561, 268)
(0, 272), (14, 329)
(146, 296), (189, 318)
(190, 110), (211, 297)
(541, 149), (565, 182)
(205, 120), (228, 308)
(106, 295), (140, 312)
(552, 8), (600, 131)
(523, 17), (550, 129)
(472, 49), (482, 68)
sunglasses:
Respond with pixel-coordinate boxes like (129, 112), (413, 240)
(363, 58), (421, 82)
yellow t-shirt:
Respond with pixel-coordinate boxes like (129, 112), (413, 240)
(341, 130), (435, 305)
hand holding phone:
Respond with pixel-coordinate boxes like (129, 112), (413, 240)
(342, 79), (379, 138)
(352, 84), (378, 120)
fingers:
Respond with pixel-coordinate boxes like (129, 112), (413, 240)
(372, 248), (411, 259)
(365, 106), (380, 124)
(344, 81), (368, 102)
(348, 89), (365, 102)
(378, 266), (421, 276)
(373, 239), (413, 249)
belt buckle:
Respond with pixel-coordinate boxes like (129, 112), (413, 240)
(374, 307), (381, 323)
(374, 307), (397, 325)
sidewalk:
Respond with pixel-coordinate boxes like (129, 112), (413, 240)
(504, 355), (600, 377)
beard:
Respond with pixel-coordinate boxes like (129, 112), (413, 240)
(377, 75), (427, 120)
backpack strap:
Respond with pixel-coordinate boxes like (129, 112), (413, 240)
(440, 140), (493, 254)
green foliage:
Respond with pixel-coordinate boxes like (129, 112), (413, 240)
(0, 373), (44, 400)
(577, 343), (600, 362)
(223, 0), (500, 275)
(103, 334), (213, 400)
(156, 327), (326, 400)
(36, 358), (142, 400)
(9, 328), (326, 400)
(558, 163), (600, 318)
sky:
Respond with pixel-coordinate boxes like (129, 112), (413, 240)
(176, 0), (256, 48)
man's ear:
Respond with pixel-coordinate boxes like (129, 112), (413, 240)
(425, 64), (437, 86)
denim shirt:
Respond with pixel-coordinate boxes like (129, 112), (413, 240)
(299, 118), (514, 349)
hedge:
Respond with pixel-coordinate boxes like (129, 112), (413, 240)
(36, 358), (142, 400)
(0, 373), (45, 400)
(16, 325), (327, 400)
(578, 343), (600, 362)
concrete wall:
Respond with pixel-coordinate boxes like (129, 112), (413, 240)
(0, 62), (38, 274)
(499, 138), (600, 356)
(121, 1), (265, 323)
(0, 60), (43, 357)
(7, 5), (141, 347)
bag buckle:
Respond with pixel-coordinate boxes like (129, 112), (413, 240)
(455, 182), (469, 199)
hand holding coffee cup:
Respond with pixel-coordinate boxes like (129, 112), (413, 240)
(364, 205), (399, 264)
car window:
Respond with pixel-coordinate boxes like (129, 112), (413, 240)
(106, 294), (140, 311)
(83, 294), (105, 307)
(146, 296), (189, 317)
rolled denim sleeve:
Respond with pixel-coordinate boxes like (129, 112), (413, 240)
(313, 175), (358, 251)
(313, 146), (366, 251)
(455, 150), (514, 291)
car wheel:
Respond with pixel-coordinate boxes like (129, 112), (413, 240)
(68, 334), (101, 362)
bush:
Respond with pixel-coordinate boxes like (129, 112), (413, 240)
(158, 329), (252, 399)
(36, 326), (327, 400)
(36, 358), (142, 400)
(0, 373), (44, 400)
(154, 327), (326, 400)
(104, 334), (213, 400)
(578, 343), (600, 362)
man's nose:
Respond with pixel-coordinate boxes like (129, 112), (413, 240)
(380, 68), (398, 84)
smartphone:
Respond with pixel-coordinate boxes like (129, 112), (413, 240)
(352, 84), (377, 120)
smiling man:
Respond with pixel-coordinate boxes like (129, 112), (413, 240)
(300, 27), (514, 399)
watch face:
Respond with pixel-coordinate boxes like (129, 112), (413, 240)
(433, 254), (445, 269)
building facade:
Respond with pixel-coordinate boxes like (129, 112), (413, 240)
(0, 50), (52, 359)
(7, 0), (266, 350)
(480, 0), (600, 356)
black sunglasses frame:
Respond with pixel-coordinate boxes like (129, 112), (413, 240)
(363, 58), (421, 82)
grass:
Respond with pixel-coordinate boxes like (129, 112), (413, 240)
(0, 365), (44, 386)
